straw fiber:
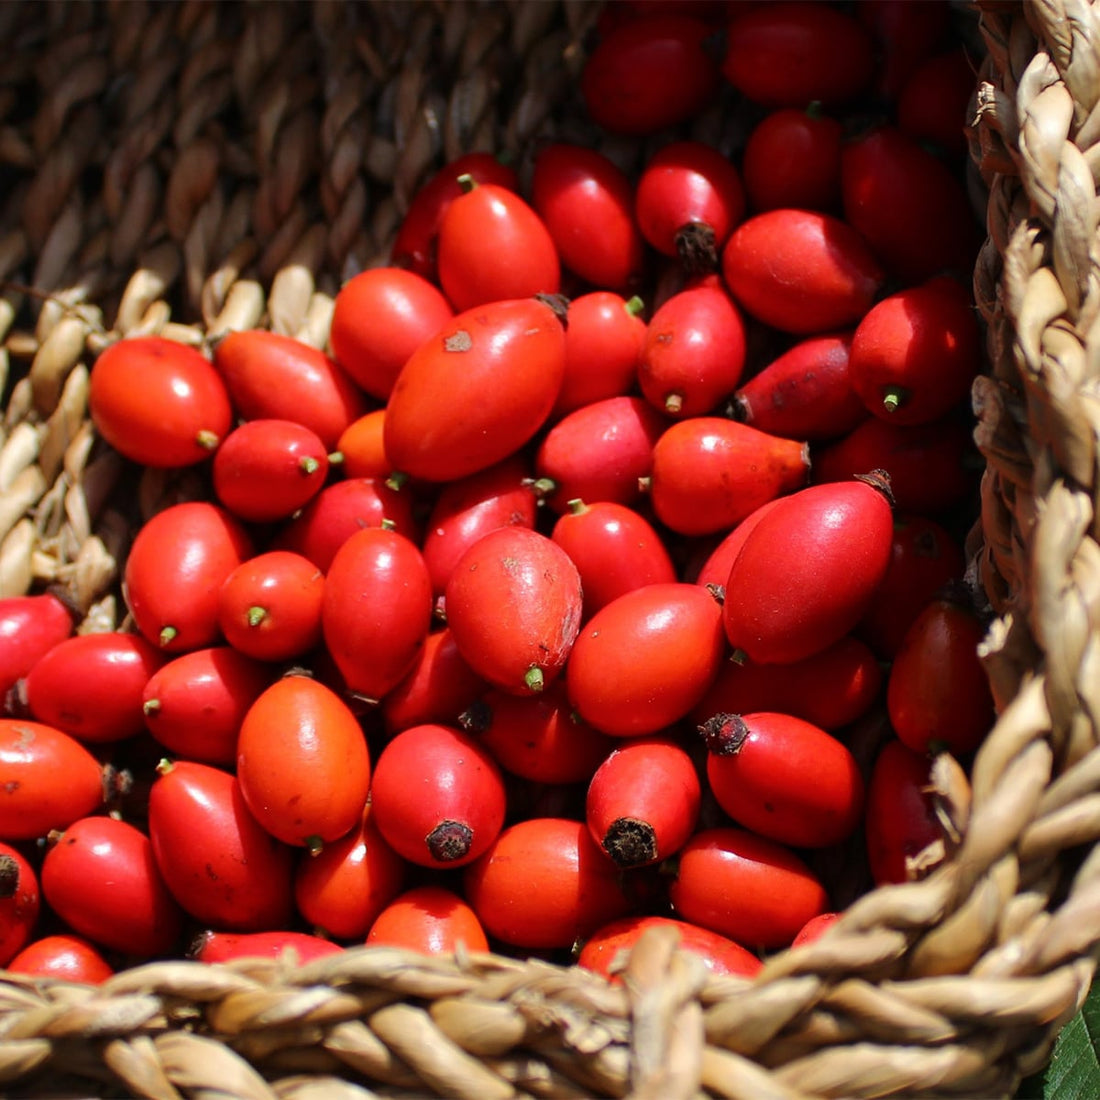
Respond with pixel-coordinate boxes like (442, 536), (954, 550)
(2, 0), (1100, 1096)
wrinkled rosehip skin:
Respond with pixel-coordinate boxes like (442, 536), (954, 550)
(639, 278), (747, 418)
(192, 929), (345, 965)
(391, 152), (520, 282)
(236, 675), (371, 848)
(218, 551), (325, 663)
(648, 417), (810, 537)
(437, 183), (560, 312)
(552, 292), (647, 419)
(7, 934), (114, 984)
(670, 827), (828, 950)
(742, 107), (844, 214)
(722, 208), (885, 335)
(445, 527), (583, 697)
(581, 15), (721, 136)
(370, 723), (507, 868)
(586, 735), (701, 867)
(865, 738), (944, 886)
(551, 500), (677, 622)
(732, 331), (868, 442)
(213, 330), (368, 450)
(471, 679), (614, 786)
(723, 478), (894, 664)
(321, 527), (433, 703)
(42, 816), (184, 959)
(0, 719), (106, 839)
(0, 593), (75, 696)
(464, 818), (633, 949)
(857, 514), (966, 659)
(381, 628), (488, 739)
(691, 635), (882, 732)
(722, 2), (874, 108)
(367, 885), (489, 954)
(531, 143), (644, 292)
(124, 502), (253, 654)
(703, 711), (865, 849)
(887, 597), (995, 757)
(294, 804), (407, 941)
(212, 419), (330, 524)
(274, 478), (419, 572)
(0, 842), (39, 966)
(24, 631), (164, 743)
(577, 915), (762, 981)
(422, 456), (540, 598)
(384, 297), (566, 483)
(329, 267), (453, 400)
(567, 583), (726, 737)
(536, 395), (668, 515)
(634, 141), (745, 262)
(88, 336), (233, 468)
(142, 647), (273, 766)
(149, 760), (295, 931)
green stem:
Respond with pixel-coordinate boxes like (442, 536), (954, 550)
(882, 386), (909, 413)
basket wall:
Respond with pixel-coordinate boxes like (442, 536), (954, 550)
(1, 1), (1099, 1098)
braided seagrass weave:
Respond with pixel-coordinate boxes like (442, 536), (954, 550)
(2, 0), (1100, 1096)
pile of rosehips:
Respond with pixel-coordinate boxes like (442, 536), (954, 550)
(0, 0), (993, 987)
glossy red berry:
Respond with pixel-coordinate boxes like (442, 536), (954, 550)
(370, 723), (507, 868)
(634, 141), (745, 272)
(586, 735), (701, 868)
(581, 16), (721, 135)
(722, 475), (894, 664)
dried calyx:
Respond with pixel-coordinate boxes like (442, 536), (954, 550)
(427, 820), (473, 862)
(699, 713), (751, 755)
(0, 854), (18, 899)
(602, 817), (657, 868)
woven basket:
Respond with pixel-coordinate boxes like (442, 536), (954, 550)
(1, 0), (1097, 1096)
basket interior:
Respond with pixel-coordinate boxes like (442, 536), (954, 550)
(2, 1), (1100, 1098)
